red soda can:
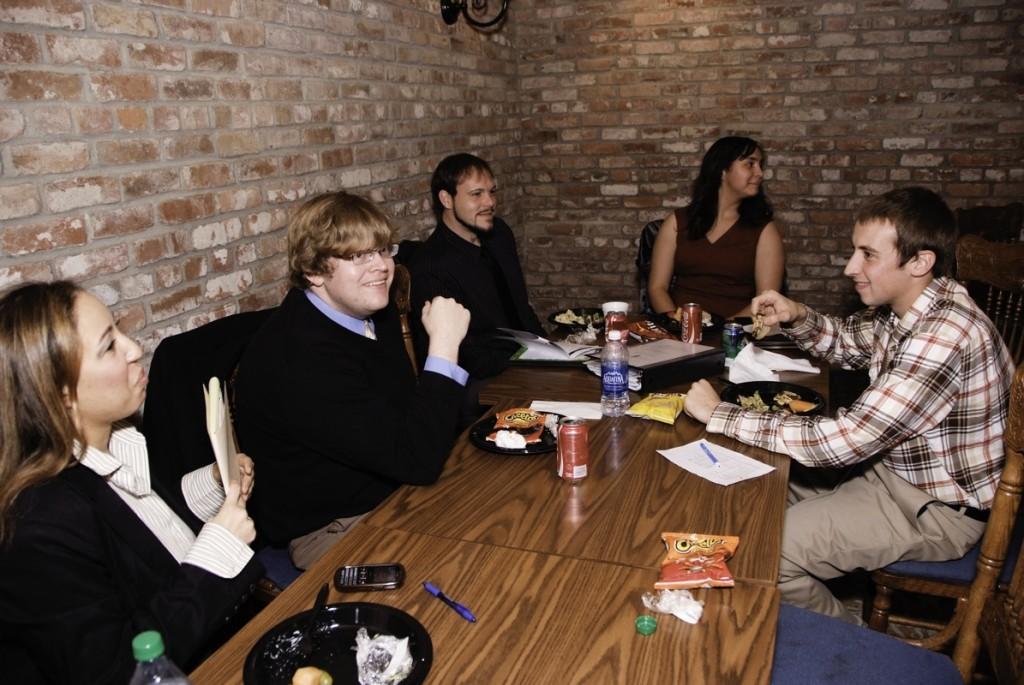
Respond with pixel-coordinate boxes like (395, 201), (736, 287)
(680, 302), (702, 344)
(556, 417), (589, 483)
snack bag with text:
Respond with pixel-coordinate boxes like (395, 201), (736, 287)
(655, 532), (739, 590)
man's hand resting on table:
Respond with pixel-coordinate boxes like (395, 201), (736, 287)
(684, 379), (721, 424)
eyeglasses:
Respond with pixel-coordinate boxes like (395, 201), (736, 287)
(338, 244), (399, 266)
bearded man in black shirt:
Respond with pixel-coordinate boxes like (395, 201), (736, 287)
(408, 153), (545, 379)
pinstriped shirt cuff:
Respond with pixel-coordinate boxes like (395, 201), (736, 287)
(181, 465), (224, 521)
(183, 523), (254, 579)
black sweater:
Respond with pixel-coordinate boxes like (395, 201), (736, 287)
(235, 288), (465, 544)
(407, 218), (544, 379)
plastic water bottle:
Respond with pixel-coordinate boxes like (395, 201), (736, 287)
(128, 631), (192, 685)
(601, 329), (630, 417)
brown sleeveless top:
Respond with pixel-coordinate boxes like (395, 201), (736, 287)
(669, 207), (768, 318)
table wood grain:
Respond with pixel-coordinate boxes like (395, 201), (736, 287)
(194, 344), (827, 684)
(366, 403), (792, 583)
(191, 524), (780, 685)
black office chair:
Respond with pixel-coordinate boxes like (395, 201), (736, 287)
(143, 308), (302, 597)
(635, 219), (664, 315)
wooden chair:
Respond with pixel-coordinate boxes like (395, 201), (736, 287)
(868, 231), (1024, 643)
(955, 233), (1024, 364)
(392, 263), (418, 374)
(868, 363), (1024, 676)
(950, 364), (1024, 681)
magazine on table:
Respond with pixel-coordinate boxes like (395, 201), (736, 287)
(497, 328), (600, 363)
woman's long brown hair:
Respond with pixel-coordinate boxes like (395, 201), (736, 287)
(0, 281), (85, 543)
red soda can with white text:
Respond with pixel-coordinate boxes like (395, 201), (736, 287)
(557, 417), (589, 484)
(680, 302), (702, 344)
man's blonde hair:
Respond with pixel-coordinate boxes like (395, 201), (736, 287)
(288, 192), (394, 289)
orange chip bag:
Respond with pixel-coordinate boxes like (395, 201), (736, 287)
(487, 407), (545, 444)
(628, 319), (674, 341)
(655, 532), (739, 590)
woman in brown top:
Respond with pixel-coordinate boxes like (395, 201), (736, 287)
(648, 136), (784, 319)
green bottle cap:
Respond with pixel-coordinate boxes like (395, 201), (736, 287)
(635, 614), (657, 636)
(132, 630), (166, 661)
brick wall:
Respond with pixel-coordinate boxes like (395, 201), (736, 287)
(514, 0), (1024, 317)
(0, 0), (518, 352)
(1, 0), (1022, 354)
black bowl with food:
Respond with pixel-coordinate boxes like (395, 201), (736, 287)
(548, 307), (604, 332)
(720, 381), (825, 415)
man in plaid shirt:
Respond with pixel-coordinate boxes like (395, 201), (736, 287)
(685, 187), (1014, 622)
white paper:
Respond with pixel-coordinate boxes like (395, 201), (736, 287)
(658, 439), (775, 486)
(529, 400), (604, 420)
(203, 377), (238, 489)
(728, 343), (820, 383)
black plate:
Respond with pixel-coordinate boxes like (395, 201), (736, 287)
(650, 311), (724, 334)
(243, 602), (432, 685)
(548, 307), (604, 331)
(468, 414), (557, 455)
(720, 381), (825, 415)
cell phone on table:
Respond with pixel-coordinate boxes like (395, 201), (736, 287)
(334, 562), (405, 591)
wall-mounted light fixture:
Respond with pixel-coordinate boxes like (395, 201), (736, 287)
(440, 0), (508, 29)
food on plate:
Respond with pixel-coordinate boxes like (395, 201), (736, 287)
(292, 666), (333, 685)
(486, 407), (546, 444)
(354, 627), (413, 685)
(655, 532), (738, 590)
(736, 390), (816, 414)
(787, 398), (818, 413)
(553, 308), (601, 326)
(493, 430), (527, 450)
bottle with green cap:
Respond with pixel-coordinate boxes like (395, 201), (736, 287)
(128, 630), (192, 685)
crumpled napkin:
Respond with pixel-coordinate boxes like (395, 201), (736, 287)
(584, 360), (641, 391)
(354, 627), (413, 685)
(641, 589), (704, 624)
(727, 343), (819, 383)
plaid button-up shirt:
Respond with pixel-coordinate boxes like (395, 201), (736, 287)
(707, 277), (1013, 509)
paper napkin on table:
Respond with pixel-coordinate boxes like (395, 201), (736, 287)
(727, 343), (819, 383)
(658, 439), (775, 486)
(530, 401), (603, 420)
(203, 377), (238, 489)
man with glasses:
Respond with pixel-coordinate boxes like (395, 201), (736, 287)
(408, 153), (544, 380)
(235, 192), (470, 568)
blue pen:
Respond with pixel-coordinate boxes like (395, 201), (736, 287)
(699, 441), (721, 468)
(423, 581), (477, 623)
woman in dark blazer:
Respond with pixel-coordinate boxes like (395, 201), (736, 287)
(0, 281), (264, 684)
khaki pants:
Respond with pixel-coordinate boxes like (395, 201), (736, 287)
(780, 459), (985, 624)
(288, 513), (366, 570)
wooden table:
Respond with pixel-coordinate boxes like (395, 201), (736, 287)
(193, 341), (827, 684)
(192, 524), (780, 684)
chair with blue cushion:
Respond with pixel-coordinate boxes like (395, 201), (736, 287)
(772, 603), (962, 684)
(868, 363), (1024, 681)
